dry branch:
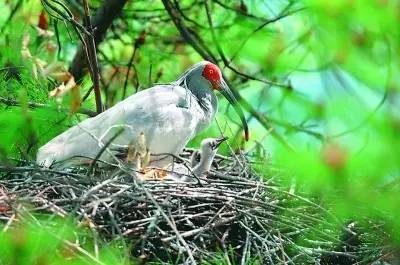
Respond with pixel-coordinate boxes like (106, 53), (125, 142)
(82, 0), (103, 113)
(69, 0), (128, 82)
(0, 149), (383, 264)
(0, 96), (97, 117)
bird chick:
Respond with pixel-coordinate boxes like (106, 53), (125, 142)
(159, 137), (228, 182)
(134, 137), (227, 182)
(191, 137), (227, 177)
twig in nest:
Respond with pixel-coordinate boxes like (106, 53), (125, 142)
(0, 149), (386, 264)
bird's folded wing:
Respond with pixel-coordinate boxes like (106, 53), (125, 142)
(37, 85), (204, 166)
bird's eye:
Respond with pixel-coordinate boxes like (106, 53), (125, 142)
(209, 69), (214, 75)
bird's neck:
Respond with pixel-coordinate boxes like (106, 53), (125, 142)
(192, 151), (215, 176)
(179, 75), (218, 130)
(197, 92), (217, 118)
(193, 92), (217, 133)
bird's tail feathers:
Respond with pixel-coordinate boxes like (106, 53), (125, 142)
(36, 142), (64, 168)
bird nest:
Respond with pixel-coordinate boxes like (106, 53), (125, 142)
(0, 149), (385, 264)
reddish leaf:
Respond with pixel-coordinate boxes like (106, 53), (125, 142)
(38, 10), (48, 30)
(321, 143), (348, 170)
(135, 31), (146, 48)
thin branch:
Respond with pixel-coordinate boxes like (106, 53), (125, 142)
(229, 5), (305, 63)
(161, 0), (217, 62)
(122, 48), (136, 99)
(329, 38), (392, 138)
(0, 96), (97, 117)
(162, 0), (297, 150)
(41, 0), (90, 35)
(213, 0), (271, 22)
(82, 0), (103, 113)
(69, 0), (128, 83)
(0, 0), (23, 34)
(122, 37), (141, 99)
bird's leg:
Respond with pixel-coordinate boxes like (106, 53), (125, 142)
(127, 144), (137, 164)
(126, 143), (142, 172)
(135, 154), (141, 170)
(135, 132), (167, 181)
(137, 132), (150, 168)
(137, 132), (147, 156)
(142, 148), (151, 168)
(134, 132), (152, 180)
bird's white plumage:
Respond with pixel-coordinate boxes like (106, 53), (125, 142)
(37, 84), (217, 167)
(165, 137), (226, 181)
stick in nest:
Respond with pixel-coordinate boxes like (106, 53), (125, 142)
(0, 149), (385, 264)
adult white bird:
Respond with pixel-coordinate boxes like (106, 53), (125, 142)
(36, 61), (249, 168)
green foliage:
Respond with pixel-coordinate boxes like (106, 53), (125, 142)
(303, 0), (398, 89)
(0, 75), (71, 160)
(1, 0), (400, 263)
(0, 215), (131, 265)
(275, 101), (400, 239)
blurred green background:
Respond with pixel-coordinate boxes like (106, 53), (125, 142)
(0, 0), (399, 264)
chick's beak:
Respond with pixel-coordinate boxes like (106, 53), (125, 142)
(219, 80), (249, 141)
(215, 136), (229, 147)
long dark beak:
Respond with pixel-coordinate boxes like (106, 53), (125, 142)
(219, 80), (249, 141)
(215, 136), (229, 147)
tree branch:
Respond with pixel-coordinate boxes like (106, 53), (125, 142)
(162, 0), (297, 150)
(0, 97), (97, 117)
(82, 0), (103, 113)
(69, 0), (128, 83)
(161, 0), (217, 62)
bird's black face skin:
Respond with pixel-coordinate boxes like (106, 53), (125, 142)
(209, 142), (216, 150)
(210, 136), (228, 150)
